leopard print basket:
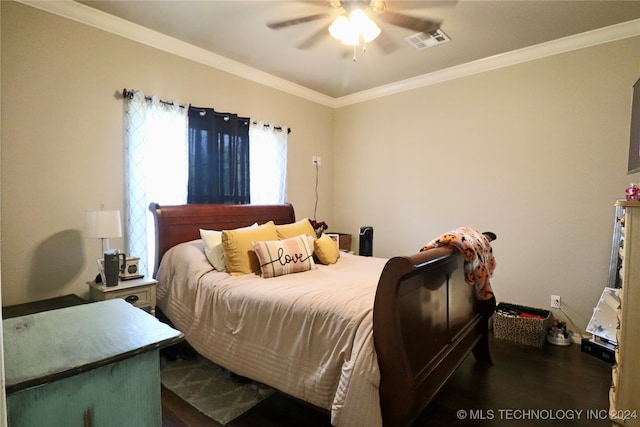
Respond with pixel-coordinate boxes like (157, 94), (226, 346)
(493, 302), (553, 347)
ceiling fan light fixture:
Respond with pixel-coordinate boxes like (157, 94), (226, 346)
(329, 9), (380, 46)
(350, 9), (380, 43)
(341, 33), (361, 47)
(329, 15), (351, 42)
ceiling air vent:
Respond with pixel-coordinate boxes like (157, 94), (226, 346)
(405, 29), (450, 50)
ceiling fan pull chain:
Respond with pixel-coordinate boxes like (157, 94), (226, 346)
(353, 45), (357, 62)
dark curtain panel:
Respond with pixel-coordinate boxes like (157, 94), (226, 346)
(187, 106), (250, 204)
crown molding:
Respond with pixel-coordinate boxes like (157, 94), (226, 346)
(335, 19), (640, 107)
(17, 1), (640, 109)
(17, 0), (336, 108)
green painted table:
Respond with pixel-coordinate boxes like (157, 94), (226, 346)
(4, 298), (184, 427)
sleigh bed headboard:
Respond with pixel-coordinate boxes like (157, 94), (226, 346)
(148, 203), (296, 277)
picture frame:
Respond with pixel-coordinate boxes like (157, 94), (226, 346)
(96, 258), (106, 284)
(628, 77), (640, 174)
(325, 233), (340, 249)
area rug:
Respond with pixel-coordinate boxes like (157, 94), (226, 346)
(160, 355), (275, 425)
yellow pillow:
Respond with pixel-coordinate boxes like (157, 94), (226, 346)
(200, 223), (257, 271)
(222, 221), (278, 275)
(276, 218), (317, 240)
(314, 233), (340, 265)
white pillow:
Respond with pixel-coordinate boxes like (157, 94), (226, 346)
(200, 223), (258, 271)
(200, 229), (225, 271)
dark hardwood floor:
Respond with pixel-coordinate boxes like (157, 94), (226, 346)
(161, 335), (613, 427)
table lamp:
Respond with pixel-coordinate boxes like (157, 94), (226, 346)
(84, 208), (122, 282)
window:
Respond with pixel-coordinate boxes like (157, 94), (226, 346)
(187, 107), (250, 204)
(124, 92), (188, 276)
(249, 120), (288, 205)
(124, 92), (288, 276)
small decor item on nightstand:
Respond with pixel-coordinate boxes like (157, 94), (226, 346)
(359, 226), (373, 256)
(104, 252), (126, 287)
(120, 256), (142, 280)
(325, 233), (340, 249)
(309, 219), (328, 238)
(325, 233), (352, 252)
(625, 182), (639, 201)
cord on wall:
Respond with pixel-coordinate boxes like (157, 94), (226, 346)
(313, 163), (319, 220)
(556, 305), (588, 342)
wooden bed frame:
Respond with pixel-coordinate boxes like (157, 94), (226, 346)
(150, 202), (495, 427)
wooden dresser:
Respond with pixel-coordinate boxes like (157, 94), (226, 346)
(3, 299), (183, 427)
(610, 201), (640, 426)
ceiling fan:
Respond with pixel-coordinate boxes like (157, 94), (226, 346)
(266, 0), (447, 60)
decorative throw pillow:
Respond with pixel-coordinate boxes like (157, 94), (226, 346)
(200, 229), (225, 271)
(275, 218), (317, 240)
(200, 223), (258, 271)
(253, 235), (316, 278)
(314, 233), (340, 265)
(222, 221), (278, 275)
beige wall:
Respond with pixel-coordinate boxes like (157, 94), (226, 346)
(2, 1), (640, 334)
(333, 36), (640, 332)
(0, 2), (333, 305)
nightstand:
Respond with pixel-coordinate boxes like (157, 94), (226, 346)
(88, 276), (158, 316)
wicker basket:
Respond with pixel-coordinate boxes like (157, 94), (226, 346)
(337, 233), (352, 252)
(493, 302), (553, 347)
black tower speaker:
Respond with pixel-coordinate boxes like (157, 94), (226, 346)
(359, 226), (373, 257)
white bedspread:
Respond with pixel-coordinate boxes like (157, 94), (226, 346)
(156, 240), (388, 426)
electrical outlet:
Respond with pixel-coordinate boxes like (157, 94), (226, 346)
(550, 295), (561, 309)
(312, 156), (322, 166)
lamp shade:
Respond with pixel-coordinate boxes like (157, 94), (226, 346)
(83, 210), (122, 239)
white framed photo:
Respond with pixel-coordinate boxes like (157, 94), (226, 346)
(325, 233), (340, 249)
(96, 258), (106, 284)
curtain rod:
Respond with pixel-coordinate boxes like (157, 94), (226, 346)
(122, 88), (186, 108)
(122, 88), (291, 134)
(253, 121), (291, 134)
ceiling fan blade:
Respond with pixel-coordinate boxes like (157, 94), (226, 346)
(373, 30), (397, 55)
(296, 25), (330, 49)
(382, 1), (458, 11)
(303, 0), (334, 6)
(378, 10), (441, 34)
(266, 13), (330, 30)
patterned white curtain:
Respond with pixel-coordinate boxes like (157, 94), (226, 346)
(249, 121), (288, 204)
(124, 91), (188, 276)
